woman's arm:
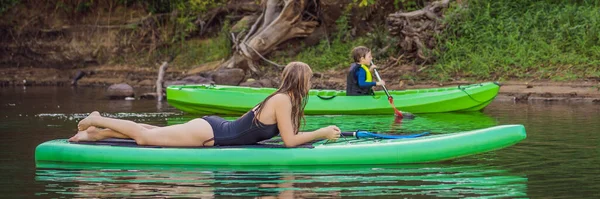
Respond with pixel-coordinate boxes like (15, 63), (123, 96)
(272, 94), (330, 147)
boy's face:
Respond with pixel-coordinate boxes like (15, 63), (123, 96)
(360, 52), (373, 65)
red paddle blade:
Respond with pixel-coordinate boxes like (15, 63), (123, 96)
(394, 115), (403, 124)
(388, 97), (403, 118)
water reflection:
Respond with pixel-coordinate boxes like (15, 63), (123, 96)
(106, 100), (134, 112)
(4, 87), (600, 198)
(36, 163), (527, 198)
(301, 112), (498, 133)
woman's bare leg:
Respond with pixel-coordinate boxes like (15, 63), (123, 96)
(69, 126), (128, 141)
(139, 124), (159, 129)
(69, 126), (102, 142)
(77, 111), (215, 147)
(69, 123), (158, 142)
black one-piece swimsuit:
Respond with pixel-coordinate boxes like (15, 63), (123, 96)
(202, 111), (280, 146)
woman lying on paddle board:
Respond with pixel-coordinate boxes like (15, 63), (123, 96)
(69, 62), (341, 147)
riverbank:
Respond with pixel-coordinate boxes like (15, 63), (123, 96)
(1, 66), (599, 103)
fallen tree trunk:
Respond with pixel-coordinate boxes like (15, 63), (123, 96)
(221, 0), (320, 75)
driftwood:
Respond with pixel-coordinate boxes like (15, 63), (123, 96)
(386, 0), (450, 63)
(156, 61), (169, 102)
(220, 0), (320, 75)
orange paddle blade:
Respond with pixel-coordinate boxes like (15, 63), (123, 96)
(388, 97), (403, 118)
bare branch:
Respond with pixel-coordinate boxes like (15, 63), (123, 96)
(430, 0), (451, 10)
(246, 59), (260, 74)
(424, 10), (440, 21)
(390, 10), (426, 19)
(242, 12), (264, 44)
(243, 41), (284, 68)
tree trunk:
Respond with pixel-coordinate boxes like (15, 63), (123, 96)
(222, 0), (320, 75)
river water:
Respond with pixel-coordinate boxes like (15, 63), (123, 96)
(1, 86), (598, 198)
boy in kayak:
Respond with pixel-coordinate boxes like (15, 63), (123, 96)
(346, 46), (385, 96)
(69, 62), (341, 148)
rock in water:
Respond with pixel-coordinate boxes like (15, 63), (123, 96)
(106, 83), (134, 99)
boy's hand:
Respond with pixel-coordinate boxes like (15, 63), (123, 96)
(369, 64), (378, 71)
(376, 80), (386, 86)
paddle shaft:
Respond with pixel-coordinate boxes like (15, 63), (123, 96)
(372, 67), (403, 118)
(341, 131), (429, 139)
(373, 68), (391, 98)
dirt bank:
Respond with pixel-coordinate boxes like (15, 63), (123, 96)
(1, 66), (599, 103)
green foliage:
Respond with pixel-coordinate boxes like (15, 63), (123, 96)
(367, 24), (400, 59)
(355, 0), (424, 11)
(127, 0), (227, 66)
(394, 0), (423, 11)
(277, 6), (399, 72)
(51, 0), (97, 14)
(169, 20), (231, 68)
(0, 0), (19, 15)
(106, 0), (229, 67)
(354, 0), (376, 7)
(433, 0), (600, 81)
(165, 0), (228, 66)
(335, 6), (352, 41)
(146, 0), (224, 14)
(145, 0), (175, 14)
(393, 0), (402, 10)
(293, 38), (368, 71)
(51, 0), (225, 44)
(144, 0), (226, 44)
(75, 1), (93, 13)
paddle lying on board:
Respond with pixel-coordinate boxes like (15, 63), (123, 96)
(341, 131), (429, 139)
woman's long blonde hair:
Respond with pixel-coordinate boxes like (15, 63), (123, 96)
(254, 62), (312, 134)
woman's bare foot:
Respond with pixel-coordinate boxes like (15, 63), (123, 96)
(68, 126), (103, 142)
(78, 111), (101, 131)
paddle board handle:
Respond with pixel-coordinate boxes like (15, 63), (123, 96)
(341, 131), (357, 138)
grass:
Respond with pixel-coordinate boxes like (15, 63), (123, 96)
(115, 0), (599, 82)
(125, 19), (232, 69)
(272, 6), (399, 72)
(169, 35), (231, 69)
(284, 37), (371, 71)
(431, 0), (600, 81)
(168, 19), (231, 69)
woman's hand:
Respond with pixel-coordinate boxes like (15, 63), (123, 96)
(318, 125), (341, 141)
(376, 80), (386, 86)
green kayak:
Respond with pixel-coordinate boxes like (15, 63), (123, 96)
(35, 125), (525, 166)
(166, 82), (500, 115)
